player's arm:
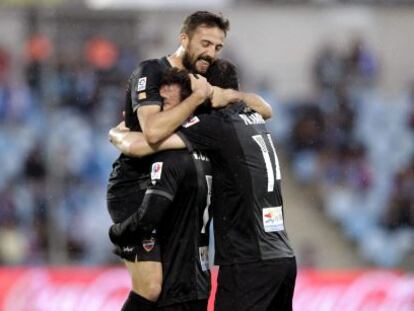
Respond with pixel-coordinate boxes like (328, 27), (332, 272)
(138, 74), (212, 145)
(109, 191), (173, 245)
(109, 122), (185, 157)
(211, 86), (273, 119)
(109, 110), (220, 157)
(109, 156), (183, 245)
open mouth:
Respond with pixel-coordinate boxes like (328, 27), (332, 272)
(197, 59), (210, 71)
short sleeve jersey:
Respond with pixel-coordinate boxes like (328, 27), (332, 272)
(107, 57), (171, 200)
(146, 149), (213, 307)
(178, 103), (295, 266)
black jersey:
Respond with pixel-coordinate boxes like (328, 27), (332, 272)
(178, 103), (295, 266)
(147, 149), (212, 307)
(107, 57), (171, 201)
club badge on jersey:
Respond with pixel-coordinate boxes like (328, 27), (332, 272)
(142, 237), (156, 252)
(151, 162), (163, 185)
(262, 206), (284, 232)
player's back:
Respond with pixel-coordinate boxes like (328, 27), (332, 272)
(148, 149), (212, 307)
(180, 103), (295, 265)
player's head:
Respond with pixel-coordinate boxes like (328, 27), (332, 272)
(180, 11), (230, 74)
(206, 59), (239, 90)
(159, 68), (192, 110)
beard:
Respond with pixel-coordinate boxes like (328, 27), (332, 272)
(182, 52), (214, 75)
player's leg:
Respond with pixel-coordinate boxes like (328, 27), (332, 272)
(267, 257), (297, 311)
(215, 258), (297, 311)
(108, 189), (162, 310)
(125, 260), (163, 301)
(214, 265), (237, 311)
(114, 233), (162, 311)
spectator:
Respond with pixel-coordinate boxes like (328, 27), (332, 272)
(384, 159), (414, 230)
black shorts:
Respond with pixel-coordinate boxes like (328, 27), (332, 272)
(108, 190), (160, 262)
(215, 257), (297, 311)
(157, 299), (208, 311)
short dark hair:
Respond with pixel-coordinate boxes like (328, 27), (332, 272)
(160, 68), (192, 101)
(181, 11), (230, 37)
(159, 59), (239, 109)
(207, 59), (239, 90)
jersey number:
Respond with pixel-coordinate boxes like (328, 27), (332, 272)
(252, 134), (281, 192)
(201, 175), (212, 234)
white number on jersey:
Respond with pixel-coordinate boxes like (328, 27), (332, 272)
(252, 134), (281, 192)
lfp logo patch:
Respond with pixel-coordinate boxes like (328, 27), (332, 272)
(182, 116), (200, 128)
(151, 162), (163, 184)
(137, 77), (147, 92)
(262, 206), (284, 232)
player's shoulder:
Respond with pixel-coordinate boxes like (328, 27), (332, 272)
(130, 57), (167, 78)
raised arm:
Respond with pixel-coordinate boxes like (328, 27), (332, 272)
(210, 87), (273, 119)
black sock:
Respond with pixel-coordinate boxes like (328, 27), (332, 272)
(121, 291), (157, 311)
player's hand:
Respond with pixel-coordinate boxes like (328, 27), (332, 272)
(108, 121), (129, 145)
(116, 121), (128, 132)
(189, 74), (213, 101)
(211, 87), (240, 108)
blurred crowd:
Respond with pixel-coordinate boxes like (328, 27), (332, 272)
(0, 38), (128, 264)
(280, 38), (414, 266)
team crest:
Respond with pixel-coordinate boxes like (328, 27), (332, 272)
(142, 237), (156, 252)
(137, 77), (147, 92)
(182, 116), (200, 128)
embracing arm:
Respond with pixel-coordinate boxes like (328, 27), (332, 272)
(238, 92), (273, 120)
(211, 87), (273, 119)
(138, 75), (212, 144)
(138, 91), (205, 145)
(109, 123), (185, 157)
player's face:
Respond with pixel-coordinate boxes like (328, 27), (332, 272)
(160, 84), (182, 110)
(181, 25), (225, 74)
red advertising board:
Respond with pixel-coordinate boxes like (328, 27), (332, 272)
(0, 267), (413, 310)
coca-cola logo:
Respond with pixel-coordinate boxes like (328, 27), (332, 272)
(1, 269), (413, 311)
(2, 268), (130, 311)
(294, 271), (414, 311)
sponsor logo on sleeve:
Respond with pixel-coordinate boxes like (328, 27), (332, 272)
(262, 206), (284, 232)
(151, 162), (163, 184)
(138, 92), (147, 100)
(137, 77), (147, 92)
(182, 116), (200, 128)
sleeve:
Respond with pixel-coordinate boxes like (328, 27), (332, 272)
(177, 112), (222, 152)
(130, 60), (164, 112)
(146, 152), (185, 202)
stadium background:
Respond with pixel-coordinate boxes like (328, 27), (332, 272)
(0, 0), (414, 310)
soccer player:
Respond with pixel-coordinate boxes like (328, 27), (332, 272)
(107, 10), (272, 311)
(109, 60), (297, 311)
(110, 69), (213, 310)
(107, 11), (271, 311)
